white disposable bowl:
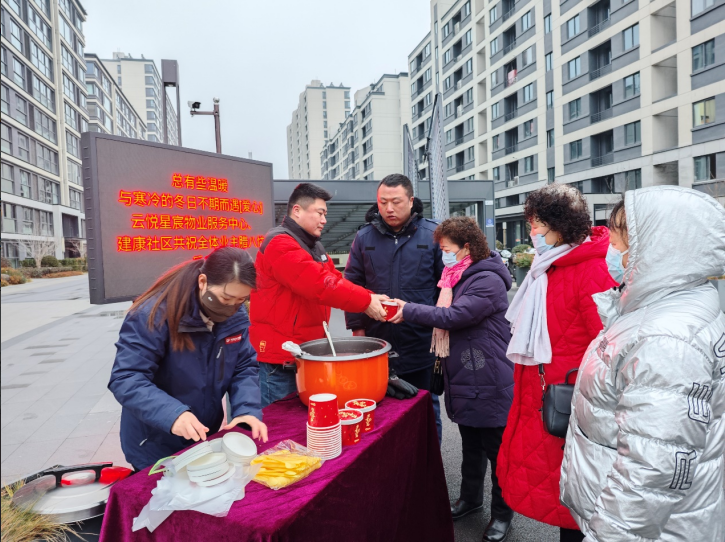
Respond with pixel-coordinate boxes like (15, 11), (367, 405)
(187, 452), (227, 472)
(222, 432), (257, 457)
(196, 464), (236, 487)
(172, 443), (212, 470)
(188, 462), (231, 483)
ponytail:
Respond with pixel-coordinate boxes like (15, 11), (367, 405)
(130, 247), (256, 351)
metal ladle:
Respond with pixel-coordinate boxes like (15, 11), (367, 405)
(322, 321), (337, 357)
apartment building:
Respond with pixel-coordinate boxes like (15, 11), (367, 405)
(84, 53), (146, 140)
(1, 0), (89, 264)
(100, 52), (179, 146)
(320, 73), (411, 181)
(408, 0), (725, 247)
(287, 80), (350, 179)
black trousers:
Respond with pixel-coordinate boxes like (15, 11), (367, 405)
(560, 528), (585, 542)
(458, 424), (514, 522)
(399, 365), (432, 391)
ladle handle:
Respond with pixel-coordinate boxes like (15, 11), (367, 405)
(322, 321), (337, 357)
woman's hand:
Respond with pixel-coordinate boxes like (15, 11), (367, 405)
(171, 411), (209, 442)
(222, 415), (269, 443)
(388, 299), (406, 324)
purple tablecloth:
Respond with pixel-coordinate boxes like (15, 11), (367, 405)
(99, 392), (454, 541)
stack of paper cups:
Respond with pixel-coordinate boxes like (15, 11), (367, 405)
(306, 393), (341, 460)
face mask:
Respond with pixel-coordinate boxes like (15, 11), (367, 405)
(531, 233), (556, 255)
(441, 250), (460, 268)
(605, 245), (629, 284)
(200, 288), (241, 323)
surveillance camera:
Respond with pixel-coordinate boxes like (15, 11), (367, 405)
(188, 101), (201, 109)
(213, 97), (220, 104)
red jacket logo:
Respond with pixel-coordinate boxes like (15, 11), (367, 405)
(225, 334), (242, 344)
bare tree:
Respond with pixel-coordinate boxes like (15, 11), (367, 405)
(22, 222), (56, 268)
(67, 238), (87, 259)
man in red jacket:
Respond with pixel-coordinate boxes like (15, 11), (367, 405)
(250, 183), (389, 406)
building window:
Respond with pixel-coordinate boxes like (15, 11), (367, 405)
(569, 98), (582, 120)
(521, 11), (532, 32)
(466, 117), (474, 134)
(625, 169), (641, 190)
(491, 37), (499, 55)
(466, 58), (473, 74)
(466, 88), (473, 104)
(692, 40), (715, 72)
(13, 96), (28, 126)
(568, 57), (581, 79)
(491, 71), (499, 87)
(466, 146), (475, 162)
(546, 91), (554, 109)
(546, 53), (553, 72)
(446, 129), (453, 143)
(524, 119), (534, 138)
(524, 156), (535, 173)
(32, 78), (55, 111)
(492, 102), (500, 119)
(623, 24), (639, 51)
(2, 202), (17, 232)
(522, 46), (534, 67)
(692, 0), (715, 16)
(570, 140), (583, 160)
(30, 41), (53, 79)
(34, 110), (56, 143)
(492, 134), (500, 150)
(567, 15), (580, 39)
(345, 101), (350, 109)
(624, 73), (640, 98)
(544, 14), (552, 34)
(693, 98), (715, 127)
(66, 131), (80, 158)
(17, 133), (30, 162)
(1, 123), (11, 154)
(490, 6), (498, 23)
(425, 67), (432, 82)
(548, 167), (555, 183)
(19, 170), (31, 198)
(323, 101), (327, 109)
(444, 49), (452, 64)
(69, 189), (82, 210)
(426, 92), (432, 106)
(523, 83), (534, 103)
(547, 129), (554, 147)
(465, 29), (472, 46)
(624, 121), (641, 145)
(424, 43), (431, 57)
(28, 9), (52, 50)
(694, 155), (716, 181)
(13, 58), (26, 87)
(1, 162), (13, 193)
(447, 156), (454, 170)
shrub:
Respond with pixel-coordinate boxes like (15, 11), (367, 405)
(19, 266), (73, 278)
(495, 240), (504, 251)
(20, 259), (36, 268)
(512, 244), (532, 254)
(1, 280), (8, 287)
(2, 268), (28, 285)
(41, 255), (60, 267)
(513, 252), (534, 269)
(0, 257), (10, 268)
(44, 271), (84, 278)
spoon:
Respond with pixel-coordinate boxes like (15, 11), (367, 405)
(322, 321), (337, 357)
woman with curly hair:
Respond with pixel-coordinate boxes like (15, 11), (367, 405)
(389, 216), (515, 542)
(496, 184), (617, 542)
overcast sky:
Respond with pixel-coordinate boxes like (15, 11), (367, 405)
(82, 0), (430, 178)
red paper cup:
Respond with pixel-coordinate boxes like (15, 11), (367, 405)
(381, 301), (398, 321)
(339, 408), (364, 446)
(308, 393), (339, 428)
(345, 399), (377, 432)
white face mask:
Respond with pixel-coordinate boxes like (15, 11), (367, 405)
(605, 244), (629, 283)
(531, 231), (555, 255)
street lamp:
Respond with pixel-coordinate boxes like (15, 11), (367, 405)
(189, 98), (222, 154)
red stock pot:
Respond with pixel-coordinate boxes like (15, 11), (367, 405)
(283, 337), (392, 408)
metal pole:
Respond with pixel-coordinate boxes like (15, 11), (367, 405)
(162, 88), (168, 144)
(176, 86), (182, 146)
(213, 99), (221, 154)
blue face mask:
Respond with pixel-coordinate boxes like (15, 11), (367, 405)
(441, 250), (460, 268)
(606, 244), (629, 284)
(531, 233), (555, 255)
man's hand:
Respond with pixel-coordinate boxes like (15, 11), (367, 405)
(388, 299), (406, 324)
(352, 329), (366, 337)
(222, 415), (269, 443)
(364, 293), (390, 322)
(171, 411), (209, 442)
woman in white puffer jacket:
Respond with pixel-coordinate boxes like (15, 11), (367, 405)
(560, 186), (725, 542)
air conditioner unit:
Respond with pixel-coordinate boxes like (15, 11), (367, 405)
(513, 176), (520, 186)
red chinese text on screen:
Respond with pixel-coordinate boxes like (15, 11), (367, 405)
(116, 174), (265, 253)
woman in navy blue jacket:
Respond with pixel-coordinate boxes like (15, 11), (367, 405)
(109, 247), (268, 471)
(390, 217), (514, 542)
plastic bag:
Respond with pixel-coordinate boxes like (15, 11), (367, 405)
(132, 461), (261, 532)
(251, 440), (323, 490)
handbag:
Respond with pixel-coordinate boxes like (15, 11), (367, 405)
(430, 358), (445, 396)
(539, 366), (578, 438)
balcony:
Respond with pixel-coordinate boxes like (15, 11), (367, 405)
(590, 108), (612, 124)
(505, 143), (518, 155)
(502, 6), (516, 21)
(588, 18), (610, 37)
(589, 63), (611, 81)
(503, 39), (517, 56)
(504, 109), (518, 122)
(591, 153), (614, 167)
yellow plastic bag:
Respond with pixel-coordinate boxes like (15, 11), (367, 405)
(251, 440), (323, 490)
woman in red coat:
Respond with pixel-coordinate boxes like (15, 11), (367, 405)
(496, 185), (616, 542)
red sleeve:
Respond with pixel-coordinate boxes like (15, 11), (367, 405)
(577, 260), (618, 339)
(265, 235), (371, 313)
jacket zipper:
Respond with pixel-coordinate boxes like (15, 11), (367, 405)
(217, 345), (225, 383)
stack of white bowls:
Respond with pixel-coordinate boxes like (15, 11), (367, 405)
(221, 433), (257, 466)
(186, 452), (236, 487)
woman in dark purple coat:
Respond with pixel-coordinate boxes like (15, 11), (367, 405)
(390, 216), (514, 542)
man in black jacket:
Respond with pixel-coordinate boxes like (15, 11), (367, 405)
(345, 174), (443, 441)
